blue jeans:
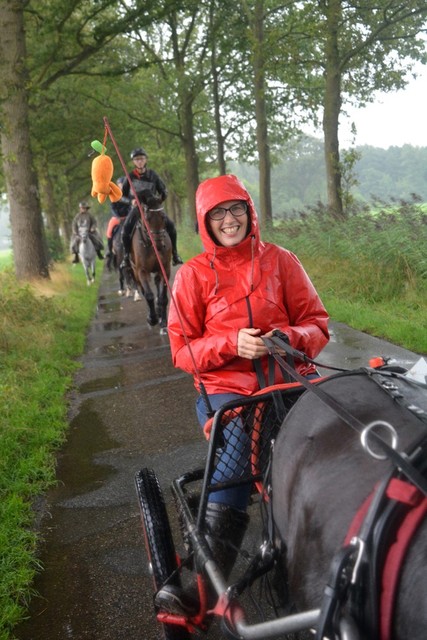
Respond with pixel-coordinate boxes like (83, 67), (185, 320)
(196, 372), (321, 511)
(196, 393), (252, 511)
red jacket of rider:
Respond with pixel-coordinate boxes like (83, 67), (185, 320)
(167, 174), (330, 396)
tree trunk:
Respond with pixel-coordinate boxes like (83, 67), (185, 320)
(40, 171), (63, 254)
(180, 92), (200, 226)
(0, 1), (50, 279)
(163, 170), (183, 224)
(211, 39), (227, 175)
(322, 0), (344, 219)
(169, 11), (200, 226)
(252, 0), (272, 229)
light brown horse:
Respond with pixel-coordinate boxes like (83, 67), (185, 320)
(130, 195), (172, 332)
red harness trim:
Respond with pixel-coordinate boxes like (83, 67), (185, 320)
(380, 485), (427, 640)
(344, 478), (426, 640)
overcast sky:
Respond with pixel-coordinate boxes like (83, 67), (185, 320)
(342, 67), (426, 148)
(308, 64), (427, 150)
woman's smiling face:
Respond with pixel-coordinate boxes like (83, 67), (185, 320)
(207, 200), (249, 247)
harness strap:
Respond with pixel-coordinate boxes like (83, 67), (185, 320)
(269, 329), (348, 373)
(245, 297), (268, 388)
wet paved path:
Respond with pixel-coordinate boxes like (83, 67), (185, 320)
(15, 267), (420, 640)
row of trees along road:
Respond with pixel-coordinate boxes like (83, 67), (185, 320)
(0, 0), (426, 281)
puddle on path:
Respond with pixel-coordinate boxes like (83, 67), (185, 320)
(79, 375), (123, 395)
(51, 400), (120, 499)
(94, 320), (128, 331)
(97, 301), (123, 313)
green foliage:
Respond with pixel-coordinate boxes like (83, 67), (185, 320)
(177, 221), (203, 260)
(233, 138), (427, 218)
(5, 0), (423, 237)
(45, 231), (65, 262)
(0, 266), (99, 636)
(267, 200), (427, 352)
(0, 250), (12, 270)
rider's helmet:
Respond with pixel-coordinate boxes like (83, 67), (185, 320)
(130, 147), (147, 159)
(79, 201), (90, 209)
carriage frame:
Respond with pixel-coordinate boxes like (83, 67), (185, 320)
(135, 381), (324, 640)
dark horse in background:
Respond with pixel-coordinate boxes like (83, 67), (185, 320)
(111, 219), (139, 300)
(272, 368), (427, 640)
(130, 194), (172, 333)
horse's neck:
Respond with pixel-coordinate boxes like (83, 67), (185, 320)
(136, 220), (150, 244)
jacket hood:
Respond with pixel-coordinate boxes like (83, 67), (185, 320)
(195, 174), (260, 254)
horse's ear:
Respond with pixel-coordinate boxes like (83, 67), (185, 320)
(146, 195), (161, 209)
(139, 189), (153, 205)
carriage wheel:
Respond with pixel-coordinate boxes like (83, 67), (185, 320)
(135, 468), (192, 640)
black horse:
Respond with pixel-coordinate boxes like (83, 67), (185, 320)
(111, 220), (138, 299)
(272, 368), (427, 640)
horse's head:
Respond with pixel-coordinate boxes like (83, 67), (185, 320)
(143, 196), (168, 249)
(78, 225), (90, 241)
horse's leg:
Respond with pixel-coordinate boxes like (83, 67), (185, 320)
(155, 273), (162, 318)
(130, 236), (158, 322)
(138, 269), (158, 326)
(83, 263), (91, 286)
(144, 283), (158, 326)
(156, 271), (169, 332)
(131, 267), (142, 300)
(118, 267), (124, 296)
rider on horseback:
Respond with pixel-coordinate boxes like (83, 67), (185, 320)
(120, 147), (183, 268)
(70, 201), (105, 264)
(105, 177), (131, 270)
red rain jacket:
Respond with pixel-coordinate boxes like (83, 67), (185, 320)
(167, 174), (329, 396)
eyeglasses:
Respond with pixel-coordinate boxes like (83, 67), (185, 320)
(208, 202), (248, 221)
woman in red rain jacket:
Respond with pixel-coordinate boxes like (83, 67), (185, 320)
(157, 174), (329, 615)
(168, 173), (329, 403)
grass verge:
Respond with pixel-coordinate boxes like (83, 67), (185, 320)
(0, 263), (100, 638)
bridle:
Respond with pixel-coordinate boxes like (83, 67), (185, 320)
(138, 206), (167, 249)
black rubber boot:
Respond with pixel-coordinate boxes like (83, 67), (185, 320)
(204, 502), (249, 581)
(154, 502), (249, 616)
(72, 253), (79, 264)
(172, 251), (184, 265)
(97, 250), (104, 260)
(106, 238), (113, 271)
(120, 229), (132, 269)
(165, 218), (183, 265)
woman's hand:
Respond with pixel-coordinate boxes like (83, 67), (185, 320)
(237, 328), (269, 359)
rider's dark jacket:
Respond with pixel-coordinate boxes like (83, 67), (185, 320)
(111, 198), (131, 218)
(121, 168), (167, 204)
